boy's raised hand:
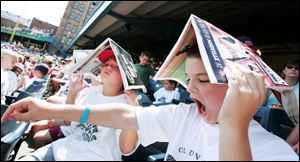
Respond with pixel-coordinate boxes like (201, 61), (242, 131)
(68, 73), (89, 94)
(218, 61), (267, 128)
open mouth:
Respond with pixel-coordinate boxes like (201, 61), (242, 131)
(192, 98), (206, 117)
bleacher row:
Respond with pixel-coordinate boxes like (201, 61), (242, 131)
(1, 77), (296, 161)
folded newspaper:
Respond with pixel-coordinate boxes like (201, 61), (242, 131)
(68, 38), (146, 92)
(72, 49), (94, 64)
(154, 14), (298, 124)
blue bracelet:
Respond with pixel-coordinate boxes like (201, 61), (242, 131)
(79, 107), (90, 124)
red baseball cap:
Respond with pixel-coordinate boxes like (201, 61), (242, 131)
(98, 49), (115, 63)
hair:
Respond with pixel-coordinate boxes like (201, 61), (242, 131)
(187, 44), (201, 59)
(285, 59), (299, 66)
(18, 55), (25, 63)
(140, 51), (151, 58)
(24, 55), (30, 61)
(34, 63), (49, 76)
(43, 58), (54, 65)
(1, 49), (19, 60)
(166, 80), (178, 86)
(12, 65), (23, 74)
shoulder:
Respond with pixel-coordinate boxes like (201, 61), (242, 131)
(138, 103), (197, 119)
(248, 120), (298, 160)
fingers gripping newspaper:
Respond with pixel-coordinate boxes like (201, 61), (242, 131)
(154, 14), (298, 124)
(68, 38), (146, 93)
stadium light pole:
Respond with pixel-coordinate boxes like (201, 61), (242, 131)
(8, 4), (27, 43)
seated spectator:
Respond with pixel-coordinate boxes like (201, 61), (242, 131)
(6, 63), (25, 95)
(282, 59), (299, 107)
(263, 59), (299, 124)
(26, 49), (138, 160)
(46, 81), (70, 104)
(50, 57), (75, 92)
(1, 49), (18, 104)
(134, 51), (156, 91)
(21, 63), (49, 90)
(42, 56), (55, 75)
(153, 80), (180, 104)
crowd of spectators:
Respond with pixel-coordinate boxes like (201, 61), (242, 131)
(1, 25), (55, 37)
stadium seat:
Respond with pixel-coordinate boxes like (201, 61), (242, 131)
(5, 91), (32, 105)
(136, 92), (153, 107)
(260, 107), (295, 139)
(148, 79), (163, 93)
(1, 105), (30, 161)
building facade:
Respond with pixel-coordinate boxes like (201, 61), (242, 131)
(30, 17), (58, 35)
(1, 10), (31, 27)
(55, 1), (102, 49)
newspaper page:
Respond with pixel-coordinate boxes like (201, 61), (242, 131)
(190, 14), (290, 92)
(68, 38), (146, 92)
(154, 18), (196, 88)
(155, 14), (290, 93)
(73, 49), (94, 64)
(68, 39), (110, 75)
(109, 39), (146, 92)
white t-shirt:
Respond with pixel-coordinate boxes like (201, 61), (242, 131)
(52, 85), (127, 161)
(153, 88), (180, 104)
(1, 67), (9, 105)
(6, 71), (18, 95)
(136, 103), (298, 161)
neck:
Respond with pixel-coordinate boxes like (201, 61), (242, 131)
(285, 77), (298, 86)
(102, 86), (123, 96)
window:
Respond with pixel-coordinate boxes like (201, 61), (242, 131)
(73, 1), (79, 9)
(65, 23), (71, 31)
(69, 11), (75, 20)
(88, 8), (94, 16)
(61, 36), (67, 44)
(75, 14), (81, 22)
(80, 4), (85, 12)
(71, 25), (77, 33)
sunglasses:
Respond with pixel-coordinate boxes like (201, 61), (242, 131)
(286, 65), (299, 70)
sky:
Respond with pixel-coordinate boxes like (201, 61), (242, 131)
(1, 1), (69, 26)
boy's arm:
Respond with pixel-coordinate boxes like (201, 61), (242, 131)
(286, 124), (299, 146)
(218, 62), (267, 161)
(1, 97), (139, 130)
(119, 90), (139, 155)
(150, 66), (156, 76)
